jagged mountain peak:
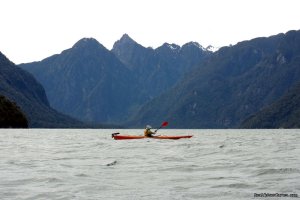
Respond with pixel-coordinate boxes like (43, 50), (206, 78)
(120, 33), (134, 42)
(72, 37), (104, 49)
(161, 43), (181, 51)
(111, 34), (151, 67)
(112, 34), (141, 50)
(0, 51), (13, 65)
(182, 42), (206, 51)
(206, 45), (219, 52)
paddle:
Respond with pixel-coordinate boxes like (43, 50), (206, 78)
(154, 121), (168, 133)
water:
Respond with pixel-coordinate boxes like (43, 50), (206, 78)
(0, 129), (299, 200)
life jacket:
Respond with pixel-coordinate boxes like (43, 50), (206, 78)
(144, 129), (153, 137)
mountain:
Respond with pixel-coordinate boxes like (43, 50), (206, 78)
(21, 35), (211, 124)
(0, 51), (85, 127)
(0, 95), (28, 128)
(129, 30), (300, 128)
(112, 34), (211, 103)
(20, 38), (138, 123)
(241, 82), (300, 128)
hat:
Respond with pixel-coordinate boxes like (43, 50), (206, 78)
(146, 125), (152, 129)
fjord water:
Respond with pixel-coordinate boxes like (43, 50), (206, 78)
(0, 129), (299, 200)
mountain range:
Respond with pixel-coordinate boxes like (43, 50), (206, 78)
(0, 51), (85, 127)
(128, 30), (300, 128)
(20, 34), (211, 124)
(1, 30), (298, 128)
(21, 38), (137, 123)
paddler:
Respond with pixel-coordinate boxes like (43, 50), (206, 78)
(144, 125), (156, 137)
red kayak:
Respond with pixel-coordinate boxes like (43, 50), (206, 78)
(112, 133), (193, 140)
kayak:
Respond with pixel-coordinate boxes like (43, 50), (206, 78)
(112, 133), (193, 140)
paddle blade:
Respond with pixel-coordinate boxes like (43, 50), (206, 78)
(162, 121), (168, 127)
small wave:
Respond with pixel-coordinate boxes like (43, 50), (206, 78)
(206, 176), (225, 180)
(106, 160), (117, 166)
(5, 177), (62, 186)
(162, 156), (184, 162)
(212, 183), (253, 189)
(4, 178), (37, 186)
(256, 168), (300, 176)
(75, 173), (89, 177)
(227, 183), (252, 189)
(60, 163), (73, 168)
(159, 165), (199, 172)
(44, 177), (63, 183)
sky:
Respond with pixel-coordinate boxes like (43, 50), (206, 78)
(1, 0), (300, 64)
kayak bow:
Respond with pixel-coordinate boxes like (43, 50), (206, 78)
(112, 133), (193, 140)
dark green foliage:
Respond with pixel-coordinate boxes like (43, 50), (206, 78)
(0, 95), (28, 128)
(129, 30), (300, 128)
(241, 82), (300, 128)
(0, 51), (86, 128)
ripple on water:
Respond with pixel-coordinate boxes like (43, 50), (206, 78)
(255, 168), (300, 176)
(1, 129), (300, 200)
(212, 182), (254, 189)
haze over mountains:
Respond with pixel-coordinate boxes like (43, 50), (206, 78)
(130, 30), (300, 128)
(1, 30), (300, 128)
(21, 34), (211, 124)
(0, 51), (85, 127)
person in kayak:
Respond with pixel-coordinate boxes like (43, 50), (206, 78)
(144, 125), (156, 137)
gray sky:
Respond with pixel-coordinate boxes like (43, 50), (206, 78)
(1, 0), (300, 64)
